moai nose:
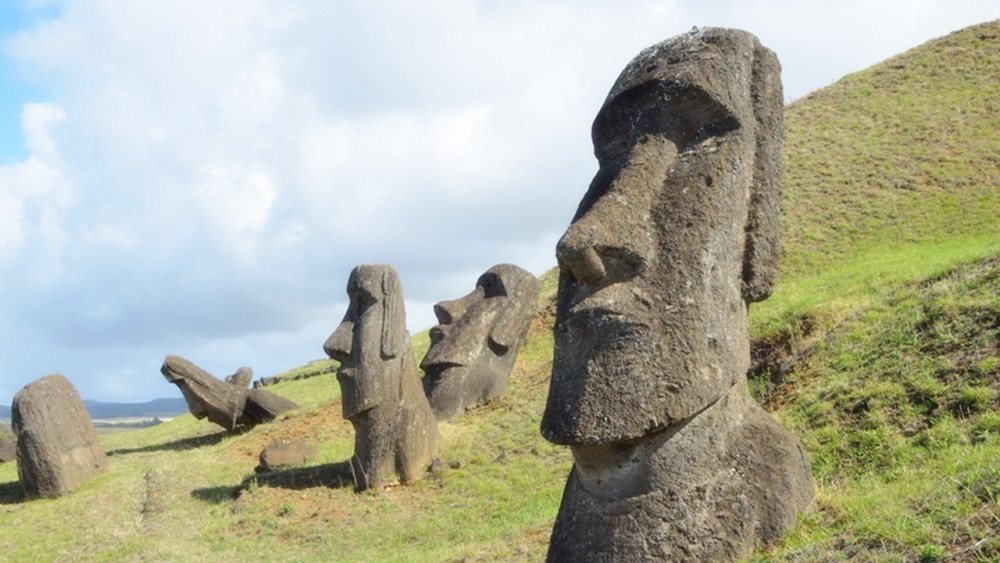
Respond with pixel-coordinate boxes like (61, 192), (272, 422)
(556, 135), (678, 289)
(432, 290), (478, 325)
(556, 220), (610, 287)
(324, 320), (354, 362)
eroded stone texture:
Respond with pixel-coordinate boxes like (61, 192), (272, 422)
(0, 424), (17, 464)
(257, 439), (317, 473)
(324, 264), (438, 491)
(540, 27), (813, 561)
(421, 264), (539, 419)
(161, 355), (297, 430)
(12, 374), (107, 499)
(225, 367), (254, 389)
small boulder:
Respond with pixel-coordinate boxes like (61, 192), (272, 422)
(257, 439), (317, 473)
(12, 374), (107, 499)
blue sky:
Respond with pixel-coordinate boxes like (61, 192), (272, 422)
(1, 0), (997, 405)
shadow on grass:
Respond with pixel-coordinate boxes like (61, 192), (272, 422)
(246, 461), (355, 491)
(190, 484), (241, 504)
(106, 427), (250, 457)
(190, 461), (355, 505)
(0, 480), (25, 505)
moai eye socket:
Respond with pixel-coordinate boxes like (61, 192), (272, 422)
(477, 272), (507, 298)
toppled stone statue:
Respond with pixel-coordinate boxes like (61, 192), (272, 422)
(540, 27), (814, 561)
(161, 356), (298, 430)
(421, 264), (540, 419)
(324, 264), (438, 491)
(12, 374), (107, 499)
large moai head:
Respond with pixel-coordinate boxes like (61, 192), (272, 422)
(324, 264), (409, 420)
(421, 264), (539, 419)
(541, 27), (783, 446)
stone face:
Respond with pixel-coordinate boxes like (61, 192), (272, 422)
(12, 374), (107, 499)
(324, 264), (438, 491)
(421, 264), (540, 419)
(257, 439), (317, 473)
(540, 27), (813, 561)
(161, 355), (297, 430)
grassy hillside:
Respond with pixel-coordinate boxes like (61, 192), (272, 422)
(757, 254), (1000, 561)
(2, 20), (1000, 562)
(0, 291), (564, 561)
(752, 19), (1000, 341)
(781, 20), (1000, 279)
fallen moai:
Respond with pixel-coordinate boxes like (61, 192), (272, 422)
(161, 355), (298, 430)
(12, 374), (107, 499)
(540, 27), (814, 561)
(324, 264), (438, 491)
(421, 263), (539, 419)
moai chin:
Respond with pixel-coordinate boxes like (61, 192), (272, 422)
(324, 264), (438, 491)
(540, 28), (814, 561)
(421, 263), (539, 419)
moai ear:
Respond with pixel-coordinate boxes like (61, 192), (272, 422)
(488, 269), (539, 351)
(380, 269), (404, 359)
(742, 40), (783, 304)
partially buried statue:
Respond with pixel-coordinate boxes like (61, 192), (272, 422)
(12, 374), (107, 499)
(421, 263), (539, 419)
(161, 356), (298, 430)
(540, 28), (814, 561)
(324, 264), (438, 491)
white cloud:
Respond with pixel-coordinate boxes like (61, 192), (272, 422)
(0, 102), (72, 256)
(0, 0), (997, 402)
(193, 165), (277, 257)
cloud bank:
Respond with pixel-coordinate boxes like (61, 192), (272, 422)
(0, 0), (996, 403)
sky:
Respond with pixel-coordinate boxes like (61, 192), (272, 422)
(0, 0), (997, 405)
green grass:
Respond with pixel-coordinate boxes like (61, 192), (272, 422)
(754, 254), (1000, 561)
(0, 304), (567, 562)
(2, 18), (1000, 562)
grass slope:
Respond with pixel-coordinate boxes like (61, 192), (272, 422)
(753, 19), (1000, 340)
(757, 255), (1000, 561)
(0, 288), (565, 562)
(2, 20), (1000, 562)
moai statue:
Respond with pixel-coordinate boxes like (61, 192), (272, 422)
(161, 356), (297, 430)
(421, 264), (540, 419)
(540, 28), (814, 561)
(324, 264), (438, 491)
(12, 374), (107, 499)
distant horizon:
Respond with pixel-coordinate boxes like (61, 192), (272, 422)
(0, 395), (190, 423)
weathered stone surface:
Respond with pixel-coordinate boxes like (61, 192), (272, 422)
(12, 374), (107, 499)
(0, 424), (16, 464)
(225, 367), (254, 389)
(161, 355), (297, 430)
(421, 264), (539, 419)
(243, 388), (299, 426)
(324, 264), (438, 491)
(257, 439), (318, 473)
(540, 27), (813, 561)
